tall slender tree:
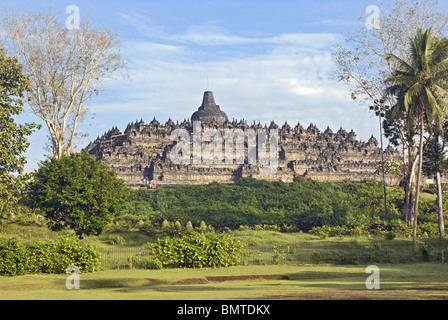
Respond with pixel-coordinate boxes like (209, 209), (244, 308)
(0, 7), (128, 158)
(382, 91), (418, 224)
(384, 29), (448, 244)
(422, 122), (448, 239)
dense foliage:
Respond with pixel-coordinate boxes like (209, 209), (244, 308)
(28, 153), (129, 237)
(0, 236), (100, 276)
(0, 50), (40, 215)
(122, 177), (445, 237)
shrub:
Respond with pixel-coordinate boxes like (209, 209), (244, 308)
(198, 220), (207, 233)
(145, 257), (163, 270)
(384, 230), (397, 240)
(174, 221), (182, 231)
(8, 205), (47, 227)
(0, 238), (29, 276)
(310, 225), (332, 239)
(107, 234), (126, 245)
(272, 245), (286, 264)
(161, 219), (171, 235)
(145, 232), (243, 268)
(0, 237), (100, 276)
(139, 221), (156, 236)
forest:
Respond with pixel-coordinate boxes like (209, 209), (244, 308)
(120, 177), (444, 239)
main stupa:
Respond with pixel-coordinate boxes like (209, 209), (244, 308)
(191, 91), (228, 125)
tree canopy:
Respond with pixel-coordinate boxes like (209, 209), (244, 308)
(28, 153), (129, 237)
(0, 49), (40, 215)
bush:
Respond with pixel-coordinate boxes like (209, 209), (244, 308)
(0, 237), (101, 276)
(145, 232), (243, 268)
(139, 221), (156, 236)
(0, 238), (29, 276)
(106, 234), (126, 245)
(384, 230), (397, 240)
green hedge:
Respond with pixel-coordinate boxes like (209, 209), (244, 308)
(145, 232), (243, 268)
(0, 237), (101, 276)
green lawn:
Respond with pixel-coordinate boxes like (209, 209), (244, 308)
(2, 220), (448, 300)
(1, 263), (447, 300)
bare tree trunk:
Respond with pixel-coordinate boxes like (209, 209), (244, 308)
(413, 113), (424, 246)
(435, 171), (445, 239)
(404, 181), (410, 222)
(405, 182), (415, 225)
(405, 146), (418, 225)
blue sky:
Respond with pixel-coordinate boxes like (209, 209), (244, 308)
(1, 0), (426, 171)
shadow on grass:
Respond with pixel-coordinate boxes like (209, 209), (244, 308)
(118, 285), (251, 294)
(78, 277), (252, 294)
(80, 278), (168, 290)
(284, 264), (448, 294)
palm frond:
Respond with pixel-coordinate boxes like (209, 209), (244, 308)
(404, 82), (423, 112)
(384, 28), (448, 128)
(383, 53), (413, 74)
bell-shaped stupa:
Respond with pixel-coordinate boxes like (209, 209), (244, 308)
(191, 91), (228, 125)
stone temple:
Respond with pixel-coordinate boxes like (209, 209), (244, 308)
(85, 91), (397, 187)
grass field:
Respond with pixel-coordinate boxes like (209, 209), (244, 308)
(1, 263), (447, 300)
(2, 219), (448, 300)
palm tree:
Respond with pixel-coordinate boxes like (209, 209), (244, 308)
(384, 29), (448, 245)
(383, 90), (418, 225)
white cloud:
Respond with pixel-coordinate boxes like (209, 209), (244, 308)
(126, 42), (185, 56)
(167, 27), (251, 46)
(268, 33), (339, 48)
(165, 28), (339, 49)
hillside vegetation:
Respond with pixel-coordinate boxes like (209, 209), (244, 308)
(120, 177), (444, 238)
(2, 177), (447, 275)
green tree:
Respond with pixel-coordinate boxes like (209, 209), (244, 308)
(384, 28), (448, 244)
(378, 157), (403, 185)
(423, 122), (448, 239)
(28, 153), (129, 237)
(0, 49), (40, 216)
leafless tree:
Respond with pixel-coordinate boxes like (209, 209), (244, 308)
(0, 7), (128, 158)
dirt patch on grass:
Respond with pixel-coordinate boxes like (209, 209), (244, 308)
(174, 274), (288, 285)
